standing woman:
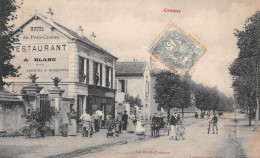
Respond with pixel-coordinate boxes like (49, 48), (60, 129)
(90, 112), (95, 133)
(127, 111), (136, 133)
(67, 109), (77, 136)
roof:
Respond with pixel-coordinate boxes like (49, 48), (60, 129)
(13, 12), (117, 59)
(116, 62), (147, 76)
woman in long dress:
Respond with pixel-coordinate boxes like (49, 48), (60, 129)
(136, 119), (145, 135)
(127, 112), (136, 133)
(67, 109), (77, 136)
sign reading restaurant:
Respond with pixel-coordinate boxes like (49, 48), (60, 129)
(15, 44), (67, 53)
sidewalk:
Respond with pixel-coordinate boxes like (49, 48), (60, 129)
(231, 113), (260, 158)
(0, 117), (201, 158)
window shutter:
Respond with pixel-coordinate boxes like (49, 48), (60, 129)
(100, 64), (102, 86)
(118, 81), (122, 92)
(125, 80), (128, 94)
(87, 59), (89, 84)
(111, 68), (113, 89)
(93, 62), (96, 85)
(115, 79), (117, 91)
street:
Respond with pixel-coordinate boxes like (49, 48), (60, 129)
(77, 113), (249, 158)
(0, 113), (259, 158)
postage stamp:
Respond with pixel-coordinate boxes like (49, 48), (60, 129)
(148, 22), (206, 76)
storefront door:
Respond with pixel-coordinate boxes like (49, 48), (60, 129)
(77, 95), (85, 123)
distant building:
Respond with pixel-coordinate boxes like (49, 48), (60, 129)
(5, 10), (117, 125)
(115, 61), (151, 120)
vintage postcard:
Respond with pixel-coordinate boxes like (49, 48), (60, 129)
(0, 0), (260, 158)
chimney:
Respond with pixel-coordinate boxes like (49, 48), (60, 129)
(47, 8), (54, 22)
(77, 26), (84, 38)
(91, 32), (96, 42)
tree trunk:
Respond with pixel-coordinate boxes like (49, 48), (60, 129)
(255, 58), (259, 131)
(182, 107), (184, 120)
(249, 108), (252, 126)
(167, 108), (170, 121)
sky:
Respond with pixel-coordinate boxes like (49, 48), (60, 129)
(13, 0), (260, 97)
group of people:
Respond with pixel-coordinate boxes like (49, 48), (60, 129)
(79, 110), (103, 138)
(106, 110), (145, 135)
(151, 109), (180, 139)
(106, 110), (129, 134)
(153, 108), (219, 140)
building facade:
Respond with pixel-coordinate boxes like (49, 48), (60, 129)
(115, 62), (151, 120)
(6, 11), (117, 124)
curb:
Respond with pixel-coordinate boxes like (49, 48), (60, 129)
(44, 141), (128, 158)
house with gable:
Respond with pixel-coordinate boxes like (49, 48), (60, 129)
(5, 9), (118, 127)
(115, 61), (151, 120)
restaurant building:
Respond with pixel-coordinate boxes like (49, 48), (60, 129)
(6, 10), (118, 123)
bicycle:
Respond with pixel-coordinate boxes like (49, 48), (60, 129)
(176, 122), (186, 141)
(208, 121), (213, 134)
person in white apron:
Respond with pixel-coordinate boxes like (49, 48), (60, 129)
(127, 112), (136, 133)
(67, 109), (77, 136)
(80, 112), (91, 137)
(136, 119), (145, 135)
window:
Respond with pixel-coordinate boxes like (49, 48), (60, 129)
(106, 66), (110, 87)
(79, 56), (85, 82)
(145, 80), (149, 97)
(79, 56), (89, 83)
(93, 62), (99, 85)
(118, 80), (125, 92)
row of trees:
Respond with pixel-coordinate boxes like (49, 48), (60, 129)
(192, 83), (234, 113)
(154, 71), (234, 119)
(229, 11), (260, 129)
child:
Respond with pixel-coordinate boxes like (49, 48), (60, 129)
(106, 115), (115, 136)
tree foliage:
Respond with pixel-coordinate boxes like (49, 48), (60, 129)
(154, 71), (191, 111)
(192, 83), (232, 112)
(229, 11), (260, 124)
(0, 0), (22, 90)
(229, 11), (260, 109)
(124, 93), (141, 107)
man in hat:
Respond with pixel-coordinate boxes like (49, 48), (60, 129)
(152, 113), (158, 123)
(169, 108), (180, 140)
(122, 110), (128, 130)
(93, 110), (99, 132)
(116, 112), (122, 133)
(211, 113), (218, 134)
